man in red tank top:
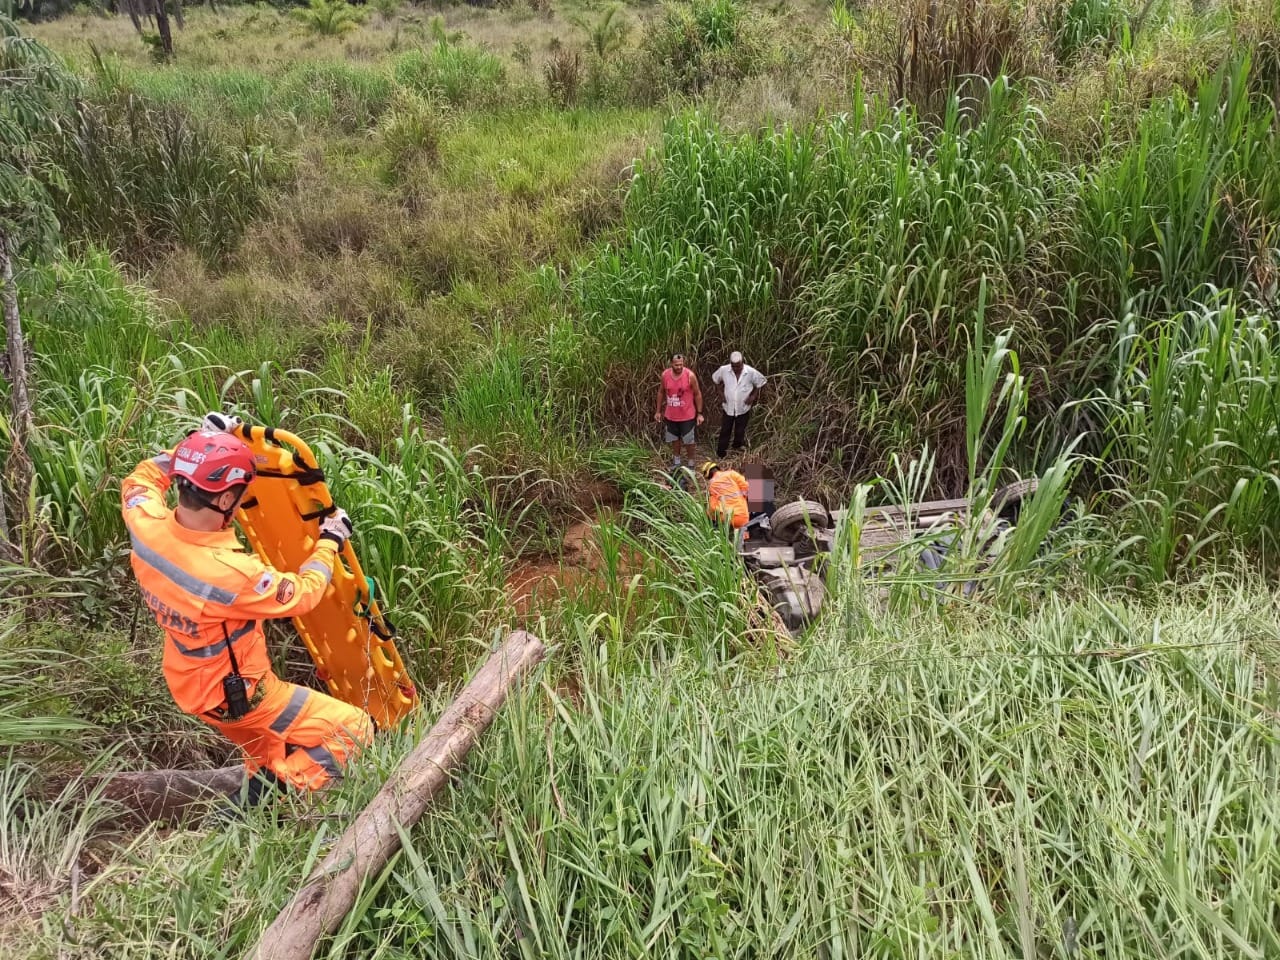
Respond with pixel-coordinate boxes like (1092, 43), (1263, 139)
(653, 353), (704, 477)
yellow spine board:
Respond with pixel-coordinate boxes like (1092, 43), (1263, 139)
(232, 425), (416, 729)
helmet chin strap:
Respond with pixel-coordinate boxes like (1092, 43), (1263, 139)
(214, 501), (239, 529)
(179, 480), (244, 528)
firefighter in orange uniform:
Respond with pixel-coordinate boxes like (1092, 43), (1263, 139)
(700, 461), (750, 538)
(121, 413), (373, 812)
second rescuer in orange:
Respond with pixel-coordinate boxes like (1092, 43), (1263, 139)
(121, 413), (373, 813)
(700, 460), (750, 536)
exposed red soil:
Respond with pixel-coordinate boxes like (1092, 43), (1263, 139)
(506, 511), (643, 620)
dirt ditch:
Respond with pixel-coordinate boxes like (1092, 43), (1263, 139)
(506, 513), (642, 619)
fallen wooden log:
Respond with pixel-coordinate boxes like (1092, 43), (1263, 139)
(248, 629), (546, 960)
(55, 765), (246, 825)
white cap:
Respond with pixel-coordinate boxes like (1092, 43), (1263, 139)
(730, 351), (743, 363)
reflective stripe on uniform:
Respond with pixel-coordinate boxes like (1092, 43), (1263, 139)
(303, 744), (341, 779)
(300, 560), (333, 584)
(130, 535), (238, 605)
(269, 686), (311, 735)
(170, 619), (257, 659)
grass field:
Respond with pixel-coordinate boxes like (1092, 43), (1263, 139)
(3, 0), (1280, 955)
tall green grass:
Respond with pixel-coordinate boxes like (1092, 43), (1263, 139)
(357, 589), (1279, 959)
(574, 78), (1058, 487)
(110, 36), (514, 132)
(1051, 0), (1128, 63)
(1093, 295), (1280, 582)
(276, 61), (396, 131)
(6, 9), (1280, 957)
(441, 335), (593, 484)
(12, 251), (268, 571)
(1070, 57), (1280, 317)
(571, 58), (1280, 507)
(394, 40), (510, 109)
(323, 419), (509, 679)
(0, 625), (96, 747)
(36, 586), (1280, 959)
(47, 86), (285, 261)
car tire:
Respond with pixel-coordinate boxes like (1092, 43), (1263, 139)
(769, 500), (831, 544)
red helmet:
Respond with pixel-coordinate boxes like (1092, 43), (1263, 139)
(169, 430), (256, 494)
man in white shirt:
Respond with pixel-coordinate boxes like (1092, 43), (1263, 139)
(711, 351), (767, 459)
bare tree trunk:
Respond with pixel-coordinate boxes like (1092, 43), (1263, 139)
(122, 0), (143, 33)
(154, 0), (174, 58)
(249, 631), (547, 960)
(0, 228), (33, 550)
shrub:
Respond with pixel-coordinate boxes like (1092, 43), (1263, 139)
(379, 89), (448, 179)
(1091, 297), (1280, 583)
(544, 47), (583, 108)
(290, 188), (383, 256)
(48, 90), (287, 262)
(276, 61), (396, 130)
(638, 0), (782, 98)
(292, 0), (365, 37)
(441, 334), (593, 486)
(1068, 59), (1280, 318)
(394, 38), (510, 107)
(1049, 0), (1127, 64)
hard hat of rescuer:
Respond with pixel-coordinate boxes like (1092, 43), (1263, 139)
(168, 429), (257, 526)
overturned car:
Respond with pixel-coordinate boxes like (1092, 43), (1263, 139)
(741, 479), (1041, 633)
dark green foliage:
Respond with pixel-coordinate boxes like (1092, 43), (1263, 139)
(571, 61), (1280, 499)
(1069, 59), (1280, 317)
(1090, 298), (1280, 582)
(638, 0), (782, 97)
(574, 78), (1059, 489)
(394, 38), (510, 108)
(0, 11), (79, 254)
(1050, 0), (1128, 64)
(48, 90), (286, 261)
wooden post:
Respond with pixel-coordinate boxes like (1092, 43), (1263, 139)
(248, 630), (546, 960)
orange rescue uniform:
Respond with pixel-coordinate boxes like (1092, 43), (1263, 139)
(707, 469), (750, 529)
(121, 455), (373, 791)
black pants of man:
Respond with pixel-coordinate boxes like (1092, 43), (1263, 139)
(717, 411), (751, 458)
